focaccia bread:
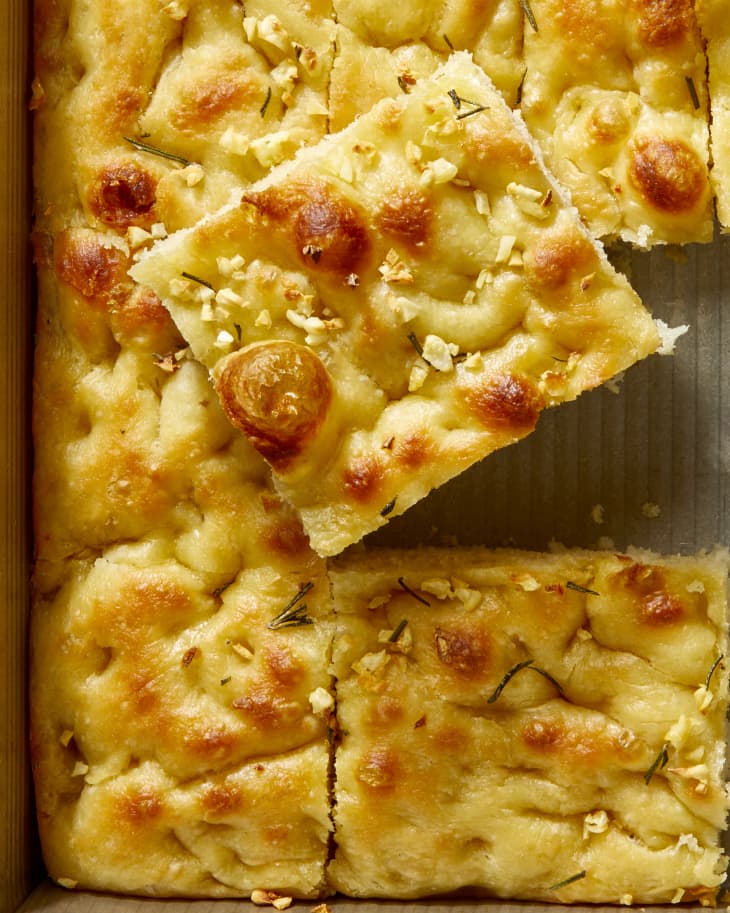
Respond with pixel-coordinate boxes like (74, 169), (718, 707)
(32, 0), (336, 895)
(520, 0), (713, 247)
(31, 554), (334, 896)
(329, 546), (729, 903)
(132, 52), (660, 557)
(696, 0), (730, 229)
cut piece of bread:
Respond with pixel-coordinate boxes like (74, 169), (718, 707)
(328, 545), (729, 903)
(132, 52), (660, 557)
(31, 555), (334, 896)
(520, 0), (713, 247)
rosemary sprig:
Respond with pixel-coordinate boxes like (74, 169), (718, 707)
(388, 619), (409, 643)
(643, 742), (669, 784)
(549, 870), (586, 892)
(397, 577), (431, 606)
(520, 0), (539, 32)
(705, 653), (725, 689)
(443, 34), (455, 51)
(566, 581), (600, 596)
(268, 581), (315, 629)
(181, 270), (215, 290)
(407, 331), (424, 357)
(260, 86), (272, 117)
(380, 497), (397, 517)
(123, 136), (190, 167)
(685, 75), (700, 110)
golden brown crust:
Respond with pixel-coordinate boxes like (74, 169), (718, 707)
(328, 546), (729, 902)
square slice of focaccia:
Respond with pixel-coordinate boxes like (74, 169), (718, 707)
(519, 0), (713, 247)
(328, 546), (729, 903)
(132, 52), (660, 557)
(696, 0), (730, 229)
(31, 553), (334, 897)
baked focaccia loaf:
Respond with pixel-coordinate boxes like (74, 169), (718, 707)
(132, 52), (660, 557)
(329, 546), (729, 904)
(520, 0), (713, 247)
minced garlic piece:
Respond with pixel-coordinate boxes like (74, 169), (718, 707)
(216, 287), (245, 308)
(388, 294), (420, 323)
(59, 729), (74, 747)
(352, 650), (390, 677)
(420, 577), (453, 600)
(379, 249), (414, 284)
(217, 254), (245, 277)
(583, 809), (609, 838)
(251, 889), (293, 910)
(512, 573), (541, 592)
(249, 131), (296, 168)
(71, 761), (89, 777)
(694, 685), (714, 713)
(474, 190), (491, 216)
(57, 878), (79, 890)
(420, 157), (458, 187)
(309, 686), (334, 714)
(495, 235), (517, 264)
(230, 641), (254, 661)
(127, 226), (152, 249)
(255, 309), (272, 328)
(219, 127), (250, 156)
(214, 329), (235, 349)
(421, 334), (458, 372)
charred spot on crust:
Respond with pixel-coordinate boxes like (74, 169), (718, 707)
(54, 229), (129, 302)
(243, 180), (371, 276)
(634, 0), (694, 48)
(525, 229), (599, 289)
(342, 454), (385, 503)
(375, 189), (433, 248)
(433, 625), (491, 678)
(88, 162), (157, 229)
(460, 372), (544, 432)
(628, 136), (706, 213)
(171, 78), (255, 131)
(356, 745), (400, 793)
(118, 788), (163, 825)
(215, 341), (332, 470)
(615, 563), (686, 625)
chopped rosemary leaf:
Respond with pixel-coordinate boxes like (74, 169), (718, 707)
(268, 581), (315, 630)
(447, 88), (488, 120)
(123, 135), (191, 167)
(397, 75), (411, 94)
(407, 331), (424, 357)
(220, 676), (232, 685)
(487, 658), (535, 703)
(643, 742), (669, 784)
(520, 0), (538, 32)
(380, 497), (397, 517)
(685, 75), (700, 110)
(443, 33), (455, 51)
(181, 270), (215, 290)
(705, 653), (725, 689)
(549, 871), (586, 892)
(516, 69), (527, 106)
(388, 619), (409, 643)
(566, 581), (600, 596)
(397, 577), (431, 606)
(260, 86), (272, 117)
